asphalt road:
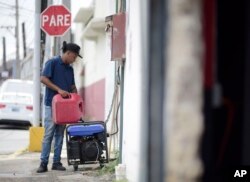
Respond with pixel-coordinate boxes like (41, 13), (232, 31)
(0, 125), (29, 155)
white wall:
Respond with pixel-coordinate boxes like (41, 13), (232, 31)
(95, 0), (115, 17)
(72, 0), (117, 125)
(72, 0), (116, 91)
(122, 0), (148, 181)
(72, 23), (84, 91)
(72, 0), (93, 90)
(72, 0), (149, 181)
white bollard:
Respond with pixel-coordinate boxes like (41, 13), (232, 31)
(115, 164), (126, 180)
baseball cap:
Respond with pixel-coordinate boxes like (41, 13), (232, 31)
(62, 41), (82, 58)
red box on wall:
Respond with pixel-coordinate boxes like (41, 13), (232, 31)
(52, 93), (84, 124)
(106, 12), (126, 61)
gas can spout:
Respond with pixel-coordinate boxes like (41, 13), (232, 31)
(79, 118), (85, 123)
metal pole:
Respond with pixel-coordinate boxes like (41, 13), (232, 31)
(118, 0), (126, 165)
(119, 62), (124, 164)
(33, 1), (41, 126)
(22, 22), (27, 58)
(139, 0), (149, 180)
(15, 0), (20, 78)
(148, 0), (166, 181)
(3, 37), (6, 71)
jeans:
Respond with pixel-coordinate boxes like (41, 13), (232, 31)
(40, 106), (65, 165)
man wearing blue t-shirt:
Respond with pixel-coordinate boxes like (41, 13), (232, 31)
(37, 41), (82, 173)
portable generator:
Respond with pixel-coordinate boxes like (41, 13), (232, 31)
(65, 121), (109, 171)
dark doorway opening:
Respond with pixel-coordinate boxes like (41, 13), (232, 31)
(202, 0), (249, 181)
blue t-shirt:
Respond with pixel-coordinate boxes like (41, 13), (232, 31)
(42, 56), (75, 106)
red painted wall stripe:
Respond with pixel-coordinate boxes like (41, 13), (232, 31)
(80, 79), (105, 121)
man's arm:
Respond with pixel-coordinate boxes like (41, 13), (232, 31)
(41, 76), (70, 97)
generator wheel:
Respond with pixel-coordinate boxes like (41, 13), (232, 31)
(100, 163), (104, 168)
(73, 165), (78, 171)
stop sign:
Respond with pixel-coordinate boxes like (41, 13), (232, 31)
(41, 5), (71, 36)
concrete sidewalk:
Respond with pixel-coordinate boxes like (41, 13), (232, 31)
(0, 142), (115, 182)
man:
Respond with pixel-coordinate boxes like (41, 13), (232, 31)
(37, 41), (82, 173)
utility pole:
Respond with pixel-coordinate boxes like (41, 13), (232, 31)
(2, 37), (6, 71)
(33, 1), (41, 126)
(22, 22), (27, 58)
(15, 0), (20, 78)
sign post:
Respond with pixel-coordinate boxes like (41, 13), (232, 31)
(40, 5), (71, 36)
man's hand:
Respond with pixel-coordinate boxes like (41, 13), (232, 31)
(41, 76), (70, 98)
(58, 89), (70, 98)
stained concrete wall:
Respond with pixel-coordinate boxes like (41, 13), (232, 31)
(165, 0), (204, 181)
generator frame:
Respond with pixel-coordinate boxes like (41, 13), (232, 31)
(65, 121), (109, 171)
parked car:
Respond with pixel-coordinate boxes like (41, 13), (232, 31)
(0, 79), (34, 126)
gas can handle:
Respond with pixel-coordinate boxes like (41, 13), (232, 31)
(61, 93), (72, 99)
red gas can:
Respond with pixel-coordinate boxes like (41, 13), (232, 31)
(52, 93), (84, 124)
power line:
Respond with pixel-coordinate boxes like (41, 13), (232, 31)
(0, 26), (15, 37)
(0, 0), (35, 62)
(0, 26), (15, 28)
(19, 6), (33, 12)
(0, 5), (14, 10)
(0, 12), (14, 16)
(0, 6), (13, 26)
(0, 2), (33, 12)
(0, 2), (14, 7)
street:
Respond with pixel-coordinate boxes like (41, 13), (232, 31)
(0, 125), (29, 155)
(0, 125), (115, 181)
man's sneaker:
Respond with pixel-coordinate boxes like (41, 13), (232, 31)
(52, 162), (66, 171)
(36, 163), (48, 173)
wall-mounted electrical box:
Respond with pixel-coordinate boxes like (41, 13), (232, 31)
(105, 13), (126, 61)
